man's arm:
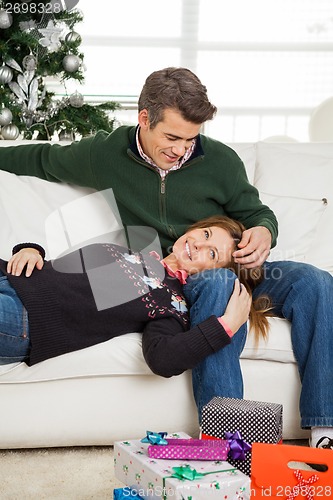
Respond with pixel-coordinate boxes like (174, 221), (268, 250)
(0, 134), (97, 187)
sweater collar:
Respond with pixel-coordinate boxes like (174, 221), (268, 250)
(149, 251), (188, 285)
(128, 125), (204, 164)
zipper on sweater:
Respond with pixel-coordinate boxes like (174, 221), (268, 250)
(159, 179), (167, 224)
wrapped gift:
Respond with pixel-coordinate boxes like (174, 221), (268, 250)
(251, 442), (333, 498)
(147, 438), (229, 461)
(114, 431), (250, 499)
(201, 397), (283, 476)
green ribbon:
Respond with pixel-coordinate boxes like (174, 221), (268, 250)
(171, 466), (205, 481)
(161, 465), (237, 500)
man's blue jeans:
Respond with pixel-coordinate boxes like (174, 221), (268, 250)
(183, 261), (333, 429)
(0, 271), (30, 364)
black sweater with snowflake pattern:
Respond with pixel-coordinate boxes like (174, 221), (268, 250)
(0, 243), (231, 373)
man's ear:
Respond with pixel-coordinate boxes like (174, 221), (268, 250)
(138, 109), (150, 130)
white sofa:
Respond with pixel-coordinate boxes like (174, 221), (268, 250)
(0, 140), (332, 449)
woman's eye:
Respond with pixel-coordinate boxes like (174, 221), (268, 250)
(210, 249), (216, 260)
(204, 230), (209, 239)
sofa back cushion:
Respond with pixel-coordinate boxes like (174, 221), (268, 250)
(254, 142), (333, 273)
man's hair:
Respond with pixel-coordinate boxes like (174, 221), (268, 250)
(138, 67), (217, 128)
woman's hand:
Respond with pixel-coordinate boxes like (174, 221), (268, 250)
(7, 248), (44, 277)
(220, 279), (251, 335)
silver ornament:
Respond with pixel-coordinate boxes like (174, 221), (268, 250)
(22, 55), (37, 71)
(59, 129), (75, 141)
(0, 9), (13, 29)
(62, 55), (81, 73)
(1, 124), (20, 140)
(0, 65), (13, 84)
(65, 31), (82, 44)
(69, 91), (84, 108)
(0, 107), (12, 126)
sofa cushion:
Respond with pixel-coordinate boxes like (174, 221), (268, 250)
(0, 314), (296, 384)
(242, 317), (295, 363)
(226, 142), (256, 184)
(259, 192), (327, 262)
(0, 333), (152, 382)
(255, 142), (333, 273)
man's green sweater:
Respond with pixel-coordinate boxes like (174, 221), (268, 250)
(0, 126), (278, 253)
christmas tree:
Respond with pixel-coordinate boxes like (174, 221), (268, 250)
(0, 0), (119, 140)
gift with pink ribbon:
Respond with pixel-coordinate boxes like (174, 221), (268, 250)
(147, 437), (230, 461)
(114, 431), (251, 500)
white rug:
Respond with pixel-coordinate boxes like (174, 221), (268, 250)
(0, 446), (124, 500)
(0, 441), (314, 499)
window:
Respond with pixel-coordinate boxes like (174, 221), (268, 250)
(60, 0), (333, 141)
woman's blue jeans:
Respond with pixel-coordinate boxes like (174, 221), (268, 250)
(183, 261), (333, 429)
(0, 270), (30, 364)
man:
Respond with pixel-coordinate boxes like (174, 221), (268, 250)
(0, 67), (275, 262)
(1, 67), (332, 453)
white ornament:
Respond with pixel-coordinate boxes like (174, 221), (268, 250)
(38, 20), (63, 53)
(65, 31), (81, 44)
(23, 55), (37, 71)
(62, 54), (81, 73)
(0, 107), (13, 126)
(0, 9), (13, 29)
(0, 65), (13, 84)
(69, 91), (84, 108)
(1, 124), (19, 140)
(19, 20), (37, 32)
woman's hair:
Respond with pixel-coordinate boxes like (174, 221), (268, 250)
(138, 67), (217, 128)
(188, 215), (273, 343)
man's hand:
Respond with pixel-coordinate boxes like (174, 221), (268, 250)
(232, 226), (272, 268)
(7, 248), (44, 277)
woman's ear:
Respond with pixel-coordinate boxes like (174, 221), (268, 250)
(138, 109), (150, 130)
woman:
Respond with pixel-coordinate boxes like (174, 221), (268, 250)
(0, 216), (267, 373)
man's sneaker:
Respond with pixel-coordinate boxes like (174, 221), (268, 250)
(308, 436), (333, 472)
(315, 436), (333, 450)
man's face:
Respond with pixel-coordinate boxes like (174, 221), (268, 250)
(138, 108), (201, 170)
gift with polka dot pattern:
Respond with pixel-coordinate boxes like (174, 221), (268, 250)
(201, 397), (283, 476)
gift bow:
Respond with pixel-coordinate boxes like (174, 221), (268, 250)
(286, 469), (319, 500)
(224, 431), (251, 460)
(171, 465), (205, 481)
(141, 431), (168, 445)
(162, 465), (237, 500)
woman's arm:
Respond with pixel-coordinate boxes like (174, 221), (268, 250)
(142, 314), (231, 378)
(142, 279), (250, 377)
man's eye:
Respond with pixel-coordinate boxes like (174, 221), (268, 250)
(210, 249), (216, 259)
